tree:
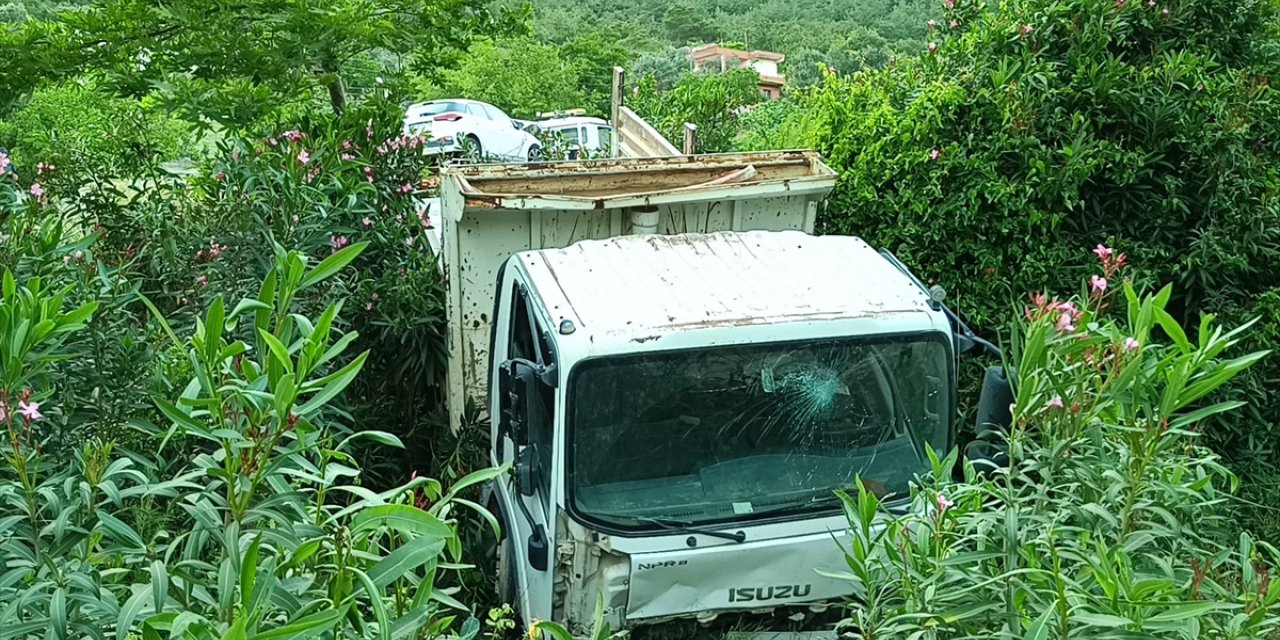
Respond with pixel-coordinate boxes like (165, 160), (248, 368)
(435, 37), (587, 119)
(629, 68), (763, 153)
(560, 32), (629, 115)
(795, 0), (1280, 536)
(0, 0), (523, 125)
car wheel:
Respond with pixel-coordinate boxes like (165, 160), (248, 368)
(460, 135), (483, 163)
(527, 145), (543, 162)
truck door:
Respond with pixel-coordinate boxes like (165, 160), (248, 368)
(493, 275), (558, 623)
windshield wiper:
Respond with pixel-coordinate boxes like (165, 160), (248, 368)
(761, 494), (844, 518)
(639, 517), (747, 543)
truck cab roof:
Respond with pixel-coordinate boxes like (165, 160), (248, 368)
(518, 230), (941, 344)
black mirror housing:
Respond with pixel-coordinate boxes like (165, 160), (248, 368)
(966, 366), (1014, 475)
(528, 524), (549, 571)
(974, 365), (1014, 434)
(516, 446), (538, 497)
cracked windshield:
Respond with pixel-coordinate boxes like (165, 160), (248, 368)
(571, 336), (950, 527)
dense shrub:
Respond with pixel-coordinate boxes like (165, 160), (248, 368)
(0, 226), (497, 638)
(629, 68), (763, 153)
(788, 0), (1280, 536)
(837, 263), (1279, 637)
(0, 83), (192, 179)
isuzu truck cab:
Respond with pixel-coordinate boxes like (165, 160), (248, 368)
(427, 152), (1003, 639)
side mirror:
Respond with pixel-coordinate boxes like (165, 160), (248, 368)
(516, 446), (538, 497)
(966, 366), (1014, 472)
(499, 360), (543, 447)
(528, 524), (549, 571)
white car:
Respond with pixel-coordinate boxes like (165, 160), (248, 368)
(404, 99), (543, 162)
(537, 115), (615, 159)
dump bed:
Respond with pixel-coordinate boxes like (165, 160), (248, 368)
(437, 151), (837, 431)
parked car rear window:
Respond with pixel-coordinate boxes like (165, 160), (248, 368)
(410, 102), (465, 117)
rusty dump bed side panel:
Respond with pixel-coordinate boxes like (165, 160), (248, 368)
(438, 152), (837, 432)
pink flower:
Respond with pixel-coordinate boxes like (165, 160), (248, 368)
(0, 401), (7, 423)
(74, 250), (84, 261)
(927, 41), (938, 53)
(398, 183), (413, 195)
(1056, 311), (1076, 333)
(29, 183), (45, 200)
(297, 150), (311, 165)
(215, 171), (227, 182)
(366, 125), (375, 140)
(376, 144), (388, 155)
(292, 214), (300, 224)
(341, 152), (355, 161)
(331, 235), (349, 252)
(18, 400), (42, 421)
(0, 152), (9, 173)
(195, 275), (208, 287)
(936, 493), (954, 511)
(63, 256), (71, 265)
(365, 302), (374, 311)
(1093, 244), (1113, 262)
(632, 86), (640, 96)
(1021, 23), (1034, 35)
(267, 137), (279, 147)
(929, 148), (941, 161)
(1048, 395), (1064, 409)
(362, 216), (373, 228)
(364, 167), (374, 182)
(418, 204), (432, 228)
(1161, 7), (1169, 16)
(405, 236), (415, 248)
(342, 139), (354, 151)
(950, 19), (959, 28)
(1090, 275), (1108, 293)
(283, 130), (304, 143)
(927, 19), (937, 29)
(943, 0), (954, 8)
(371, 292), (379, 301)
(1123, 337), (1140, 351)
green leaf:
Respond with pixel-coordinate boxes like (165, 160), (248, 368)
(353, 568), (391, 640)
(1022, 605), (1053, 640)
(1170, 400), (1247, 430)
(368, 535), (447, 590)
(241, 534), (263, 612)
(300, 241), (368, 289)
(1147, 602), (1233, 622)
(440, 465), (508, 503)
(204, 297), (227, 362)
(222, 617), (248, 640)
(98, 509), (146, 549)
(351, 505), (453, 538)
(51, 586), (67, 640)
(154, 397), (210, 438)
(117, 588), (151, 640)
(337, 430), (404, 451)
(295, 351), (368, 414)
(150, 560), (168, 614)
(1071, 612), (1133, 628)
(1154, 306), (1191, 353)
(138, 293), (185, 351)
(250, 606), (348, 640)
(258, 329), (294, 374)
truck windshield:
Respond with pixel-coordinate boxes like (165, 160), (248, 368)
(569, 334), (951, 530)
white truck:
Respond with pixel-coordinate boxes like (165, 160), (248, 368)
(429, 151), (1009, 638)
